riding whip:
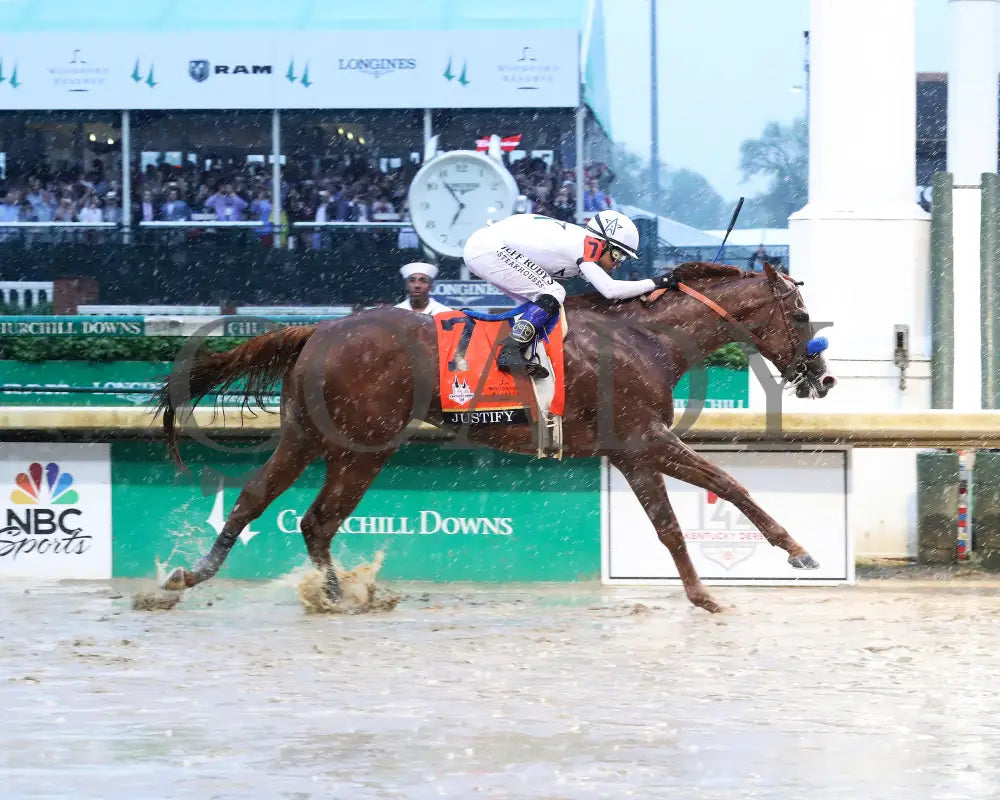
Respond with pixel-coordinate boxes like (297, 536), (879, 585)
(712, 196), (744, 263)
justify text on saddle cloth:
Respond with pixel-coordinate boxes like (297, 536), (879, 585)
(463, 214), (656, 303)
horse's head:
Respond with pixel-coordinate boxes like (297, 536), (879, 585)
(651, 261), (835, 399)
(747, 263), (835, 399)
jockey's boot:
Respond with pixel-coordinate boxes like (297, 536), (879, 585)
(496, 295), (560, 379)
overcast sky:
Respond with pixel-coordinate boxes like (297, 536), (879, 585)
(603, 0), (965, 201)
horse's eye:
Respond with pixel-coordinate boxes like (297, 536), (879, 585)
(792, 311), (810, 323)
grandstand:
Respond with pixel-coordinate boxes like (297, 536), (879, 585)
(0, 1), (626, 308)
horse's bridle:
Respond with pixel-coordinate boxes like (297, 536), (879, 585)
(644, 276), (814, 381)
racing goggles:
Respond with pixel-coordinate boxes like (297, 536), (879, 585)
(606, 243), (628, 263)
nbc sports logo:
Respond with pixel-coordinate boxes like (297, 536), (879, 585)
(10, 462), (79, 506)
(1, 444), (111, 579)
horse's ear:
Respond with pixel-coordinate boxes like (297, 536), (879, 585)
(763, 262), (781, 285)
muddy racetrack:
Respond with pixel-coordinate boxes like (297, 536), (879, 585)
(3, 566), (999, 799)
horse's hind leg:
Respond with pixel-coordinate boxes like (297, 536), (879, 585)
(613, 456), (722, 613)
(299, 447), (396, 601)
(647, 432), (817, 569)
(162, 431), (316, 590)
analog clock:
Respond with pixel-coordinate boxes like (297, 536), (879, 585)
(407, 150), (519, 258)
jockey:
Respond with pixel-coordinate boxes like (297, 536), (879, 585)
(462, 210), (670, 378)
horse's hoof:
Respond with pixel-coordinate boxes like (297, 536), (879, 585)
(788, 553), (820, 570)
(324, 568), (343, 602)
(689, 593), (723, 613)
(161, 567), (190, 591)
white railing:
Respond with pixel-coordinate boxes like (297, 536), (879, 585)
(138, 221), (263, 229)
(292, 221), (409, 229)
(235, 305), (355, 316)
(0, 220), (412, 230)
(0, 280), (54, 308)
(0, 221), (119, 228)
(78, 304), (220, 316)
(76, 304), (358, 317)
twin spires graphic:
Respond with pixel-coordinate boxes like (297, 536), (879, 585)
(10, 462), (79, 505)
(0, 58), (21, 89)
(207, 476), (259, 545)
(448, 376), (475, 406)
(285, 59), (312, 87)
(443, 56), (469, 86)
(130, 57), (157, 87)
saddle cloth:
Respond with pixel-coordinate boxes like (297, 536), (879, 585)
(435, 311), (565, 427)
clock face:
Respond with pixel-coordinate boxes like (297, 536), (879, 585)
(408, 151), (518, 258)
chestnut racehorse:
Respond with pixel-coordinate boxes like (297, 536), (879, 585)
(156, 262), (835, 613)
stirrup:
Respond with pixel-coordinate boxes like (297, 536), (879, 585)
(523, 353), (549, 379)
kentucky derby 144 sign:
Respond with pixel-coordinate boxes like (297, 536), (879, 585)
(602, 448), (852, 586)
(0, 443), (112, 579)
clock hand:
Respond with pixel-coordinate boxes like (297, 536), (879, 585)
(442, 181), (461, 205)
(450, 204), (464, 227)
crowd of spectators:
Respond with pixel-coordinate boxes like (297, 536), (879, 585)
(133, 157), (414, 229)
(0, 154), (617, 244)
(509, 157), (617, 221)
(0, 159), (124, 225)
(0, 155), (414, 228)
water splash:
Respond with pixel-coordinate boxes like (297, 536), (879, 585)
(297, 550), (400, 614)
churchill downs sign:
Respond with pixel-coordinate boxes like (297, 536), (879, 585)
(110, 441), (601, 582)
(0, 316), (145, 337)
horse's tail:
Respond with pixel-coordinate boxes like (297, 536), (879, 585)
(153, 324), (319, 472)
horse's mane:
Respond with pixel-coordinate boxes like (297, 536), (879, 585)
(567, 261), (757, 310)
(668, 261), (756, 282)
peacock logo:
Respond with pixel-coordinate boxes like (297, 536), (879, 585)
(10, 463), (79, 506)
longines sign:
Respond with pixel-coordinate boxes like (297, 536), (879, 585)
(0, 30), (579, 110)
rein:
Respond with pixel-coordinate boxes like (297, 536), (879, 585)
(643, 275), (812, 377)
(673, 282), (772, 355)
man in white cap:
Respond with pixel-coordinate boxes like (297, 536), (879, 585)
(394, 262), (452, 316)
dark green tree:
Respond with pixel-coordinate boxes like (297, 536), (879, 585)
(609, 146), (726, 229)
(661, 168), (725, 229)
(738, 118), (808, 226)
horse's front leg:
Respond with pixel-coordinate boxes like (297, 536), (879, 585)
(647, 431), (818, 570)
(612, 456), (722, 613)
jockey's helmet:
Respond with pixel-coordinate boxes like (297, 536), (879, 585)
(585, 210), (640, 260)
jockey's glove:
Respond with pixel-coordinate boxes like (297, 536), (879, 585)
(651, 273), (679, 291)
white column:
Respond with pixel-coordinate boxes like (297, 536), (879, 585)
(271, 109), (282, 249)
(948, 0), (998, 410)
(121, 110), (131, 230)
(805, 2), (916, 213)
(576, 105), (585, 222)
(761, 0), (932, 561)
(423, 108), (432, 158)
(773, 0), (931, 415)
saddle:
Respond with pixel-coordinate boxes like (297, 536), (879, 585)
(435, 311), (566, 459)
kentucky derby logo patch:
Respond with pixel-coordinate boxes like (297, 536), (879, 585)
(448, 377), (475, 407)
